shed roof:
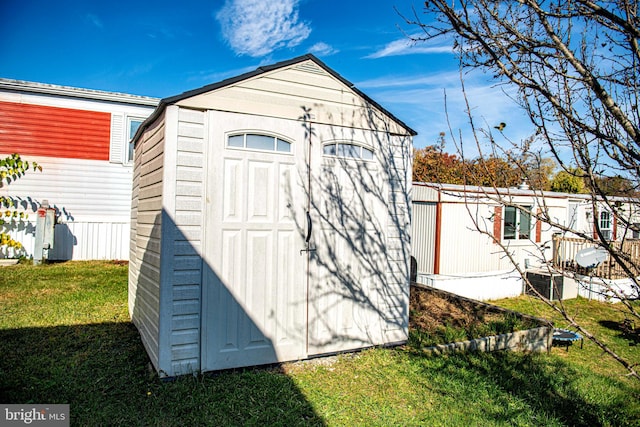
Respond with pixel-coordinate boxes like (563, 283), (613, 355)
(134, 54), (417, 143)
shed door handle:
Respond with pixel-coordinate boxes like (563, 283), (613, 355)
(305, 211), (312, 243)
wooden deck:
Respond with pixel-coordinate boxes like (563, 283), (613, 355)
(552, 236), (640, 280)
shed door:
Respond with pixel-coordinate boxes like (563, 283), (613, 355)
(202, 118), (307, 371)
(306, 154), (388, 354)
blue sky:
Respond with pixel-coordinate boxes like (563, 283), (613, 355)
(0, 0), (534, 152)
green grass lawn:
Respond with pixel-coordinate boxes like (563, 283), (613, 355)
(1, 261), (639, 426)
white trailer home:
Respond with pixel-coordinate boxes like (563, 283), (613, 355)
(128, 54), (415, 376)
(0, 79), (158, 260)
(411, 182), (640, 301)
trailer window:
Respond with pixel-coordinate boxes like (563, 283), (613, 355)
(503, 206), (531, 240)
(127, 118), (144, 163)
(599, 210), (612, 240)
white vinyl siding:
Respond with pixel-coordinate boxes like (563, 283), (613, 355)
(169, 107), (205, 375)
(411, 183), (588, 275)
(176, 62), (408, 136)
(129, 112), (166, 373)
(0, 156), (134, 260)
(0, 81), (155, 261)
(382, 134), (411, 342)
(411, 202), (437, 274)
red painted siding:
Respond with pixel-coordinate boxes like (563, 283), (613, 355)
(493, 206), (502, 242)
(0, 101), (111, 160)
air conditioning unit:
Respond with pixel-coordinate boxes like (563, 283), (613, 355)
(525, 270), (578, 300)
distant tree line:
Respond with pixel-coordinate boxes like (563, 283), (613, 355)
(413, 143), (636, 197)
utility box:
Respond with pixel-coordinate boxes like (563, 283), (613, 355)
(34, 200), (56, 265)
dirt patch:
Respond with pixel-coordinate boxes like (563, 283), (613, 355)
(408, 284), (546, 346)
(410, 285), (504, 332)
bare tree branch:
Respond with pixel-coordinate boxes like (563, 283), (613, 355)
(405, 0), (640, 380)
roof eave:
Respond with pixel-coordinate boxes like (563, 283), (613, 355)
(0, 78), (160, 107)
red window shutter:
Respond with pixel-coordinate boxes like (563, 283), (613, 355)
(613, 215), (617, 240)
(535, 208), (542, 243)
(493, 206), (502, 242)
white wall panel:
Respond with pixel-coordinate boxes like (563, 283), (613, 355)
(416, 271), (523, 301)
(167, 108), (206, 375)
(438, 203), (509, 274)
(411, 202), (437, 274)
(3, 220), (129, 260)
(0, 156), (133, 222)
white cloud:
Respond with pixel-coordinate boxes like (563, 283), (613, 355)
(216, 0), (311, 57)
(360, 69), (535, 153)
(357, 71), (461, 89)
(308, 42), (337, 56)
(187, 64), (261, 85)
(366, 37), (452, 59)
(85, 13), (103, 29)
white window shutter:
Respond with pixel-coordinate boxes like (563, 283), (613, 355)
(110, 113), (124, 164)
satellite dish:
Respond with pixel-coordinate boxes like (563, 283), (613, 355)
(575, 247), (609, 268)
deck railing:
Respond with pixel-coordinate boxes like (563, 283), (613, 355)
(552, 235), (640, 280)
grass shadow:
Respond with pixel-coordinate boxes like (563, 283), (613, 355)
(0, 322), (325, 426)
(404, 348), (638, 426)
(599, 320), (624, 332)
(599, 320), (640, 347)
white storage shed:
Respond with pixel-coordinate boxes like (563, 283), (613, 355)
(128, 54), (415, 376)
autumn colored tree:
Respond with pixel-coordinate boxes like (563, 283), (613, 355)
(467, 156), (521, 188)
(412, 145), (465, 183)
(519, 155), (556, 191)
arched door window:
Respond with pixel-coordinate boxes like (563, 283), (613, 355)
(227, 133), (292, 153)
(322, 142), (374, 160)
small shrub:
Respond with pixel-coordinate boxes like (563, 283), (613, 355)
(0, 153), (42, 257)
(467, 322), (494, 339)
(438, 322), (468, 343)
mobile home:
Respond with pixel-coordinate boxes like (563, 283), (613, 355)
(0, 78), (158, 260)
(411, 182), (640, 300)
